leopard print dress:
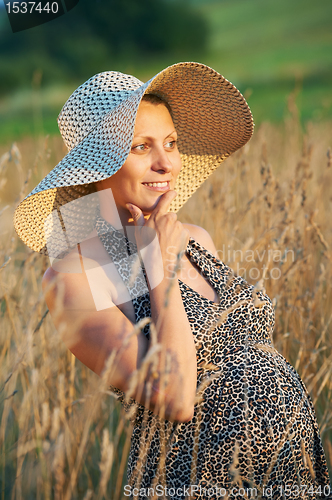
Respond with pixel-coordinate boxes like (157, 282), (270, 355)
(95, 217), (331, 500)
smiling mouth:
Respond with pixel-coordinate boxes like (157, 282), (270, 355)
(142, 181), (170, 190)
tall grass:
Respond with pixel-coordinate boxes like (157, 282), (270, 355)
(0, 112), (331, 498)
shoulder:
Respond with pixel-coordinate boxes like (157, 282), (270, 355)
(182, 223), (218, 257)
(42, 241), (113, 310)
(42, 253), (97, 311)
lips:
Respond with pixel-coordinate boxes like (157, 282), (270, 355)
(142, 181), (170, 191)
(143, 181), (168, 187)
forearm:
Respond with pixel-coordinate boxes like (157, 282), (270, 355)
(148, 274), (197, 421)
(43, 253), (196, 422)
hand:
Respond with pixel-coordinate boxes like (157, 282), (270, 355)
(126, 191), (190, 280)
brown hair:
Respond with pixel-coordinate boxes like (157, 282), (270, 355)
(142, 93), (173, 118)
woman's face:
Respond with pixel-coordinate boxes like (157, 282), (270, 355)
(97, 100), (181, 222)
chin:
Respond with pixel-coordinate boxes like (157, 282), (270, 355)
(141, 195), (164, 214)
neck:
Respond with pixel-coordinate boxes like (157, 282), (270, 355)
(97, 188), (130, 229)
(97, 188), (150, 240)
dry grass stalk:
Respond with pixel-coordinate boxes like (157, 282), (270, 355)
(0, 118), (331, 497)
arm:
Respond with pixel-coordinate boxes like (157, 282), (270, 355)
(43, 192), (197, 422)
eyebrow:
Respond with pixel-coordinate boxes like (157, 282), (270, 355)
(132, 130), (177, 140)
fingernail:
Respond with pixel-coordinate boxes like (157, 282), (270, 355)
(126, 203), (134, 211)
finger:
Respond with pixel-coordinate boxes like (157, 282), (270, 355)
(152, 190), (178, 217)
(126, 203), (145, 226)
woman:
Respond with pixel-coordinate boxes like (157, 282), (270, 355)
(14, 63), (331, 499)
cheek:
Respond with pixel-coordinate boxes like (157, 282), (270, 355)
(118, 158), (146, 183)
(111, 165), (139, 189)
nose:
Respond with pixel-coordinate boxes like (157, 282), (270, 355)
(151, 146), (173, 173)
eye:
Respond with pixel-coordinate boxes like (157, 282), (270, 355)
(132, 143), (146, 152)
(165, 139), (177, 150)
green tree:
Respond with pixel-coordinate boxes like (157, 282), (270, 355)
(0, 0), (207, 93)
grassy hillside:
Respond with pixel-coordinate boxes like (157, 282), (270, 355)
(195, 0), (332, 123)
(0, 0), (331, 143)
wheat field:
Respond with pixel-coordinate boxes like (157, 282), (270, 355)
(0, 110), (331, 498)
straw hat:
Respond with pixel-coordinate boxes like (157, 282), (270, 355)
(14, 62), (254, 257)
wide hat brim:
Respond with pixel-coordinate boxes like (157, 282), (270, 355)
(14, 62), (253, 256)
